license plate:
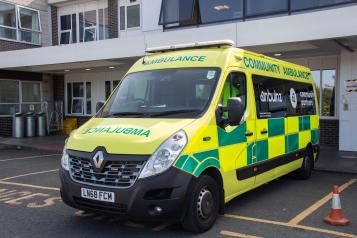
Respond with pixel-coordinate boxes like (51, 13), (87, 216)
(81, 188), (115, 203)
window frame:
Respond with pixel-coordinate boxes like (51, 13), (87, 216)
(312, 68), (338, 119)
(57, 2), (108, 45)
(66, 81), (92, 116)
(0, 79), (43, 117)
(118, 0), (142, 32)
(0, 1), (41, 45)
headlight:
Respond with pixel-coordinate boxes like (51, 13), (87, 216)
(139, 130), (187, 179)
(61, 139), (70, 171)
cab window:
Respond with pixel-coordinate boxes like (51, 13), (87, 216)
(220, 72), (247, 118)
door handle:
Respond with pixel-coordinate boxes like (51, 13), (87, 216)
(245, 131), (253, 137)
(261, 129), (268, 135)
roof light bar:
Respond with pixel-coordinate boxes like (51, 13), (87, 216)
(145, 40), (235, 53)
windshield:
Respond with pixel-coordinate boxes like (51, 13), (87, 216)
(98, 68), (220, 118)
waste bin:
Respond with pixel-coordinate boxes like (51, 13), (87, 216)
(12, 113), (24, 138)
(37, 112), (46, 137)
(25, 112), (36, 137)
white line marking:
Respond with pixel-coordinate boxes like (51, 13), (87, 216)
(0, 181), (59, 191)
(0, 169), (59, 181)
(0, 154), (61, 162)
(221, 230), (263, 238)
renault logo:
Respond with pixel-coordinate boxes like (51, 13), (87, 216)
(92, 151), (104, 169)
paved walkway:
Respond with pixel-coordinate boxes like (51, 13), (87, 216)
(1, 135), (357, 174)
(314, 146), (357, 174)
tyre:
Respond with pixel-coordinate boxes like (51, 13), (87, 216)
(182, 175), (220, 233)
(294, 147), (313, 180)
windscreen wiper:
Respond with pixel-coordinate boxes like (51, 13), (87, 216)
(148, 109), (201, 117)
(103, 112), (147, 118)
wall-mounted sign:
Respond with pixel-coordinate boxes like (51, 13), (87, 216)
(345, 79), (357, 93)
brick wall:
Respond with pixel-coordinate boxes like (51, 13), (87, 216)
(320, 119), (339, 147)
(108, 0), (118, 39)
(51, 5), (58, 46)
(53, 75), (64, 101)
(0, 40), (41, 52)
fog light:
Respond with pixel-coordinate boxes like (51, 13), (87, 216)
(154, 206), (162, 214)
(148, 205), (163, 216)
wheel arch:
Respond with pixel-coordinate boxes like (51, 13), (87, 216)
(200, 167), (225, 215)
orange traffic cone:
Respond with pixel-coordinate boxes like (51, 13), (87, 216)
(324, 185), (350, 226)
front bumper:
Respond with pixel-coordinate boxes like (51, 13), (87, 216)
(60, 166), (193, 221)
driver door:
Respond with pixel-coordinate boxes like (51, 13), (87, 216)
(217, 69), (256, 198)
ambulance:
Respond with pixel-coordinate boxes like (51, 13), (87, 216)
(60, 40), (319, 232)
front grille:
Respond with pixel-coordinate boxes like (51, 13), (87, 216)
(69, 156), (145, 188)
(73, 197), (128, 214)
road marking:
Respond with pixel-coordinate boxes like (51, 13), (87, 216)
(224, 214), (357, 238)
(288, 178), (357, 225)
(124, 222), (145, 229)
(0, 154), (61, 162)
(0, 169), (59, 181)
(152, 222), (176, 231)
(0, 181), (59, 191)
(221, 230), (263, 238)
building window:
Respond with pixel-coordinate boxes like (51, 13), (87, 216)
(0, 80), (42, 116)
(291, 0), (355, 11)
(245, 0), (288, 17)
(60, 14), (76, 44)
(312, 69), (336, 117)
(0, 80), (20, 116)
(159, 0), (197, 27)
(67, 82), (92, 115)
(0, 1), (41, 44)
(199, 0), (243, 24)
(59, 6), (108, 45)
(119, 0), (141, 30)
(105, 80), (120, 100)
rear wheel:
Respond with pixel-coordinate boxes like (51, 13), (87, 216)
(182, 175), (219, 233)
(294, 147), (314, 180)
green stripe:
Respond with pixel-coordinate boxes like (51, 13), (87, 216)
(175, 155), (188, 168)
(218, 122), (247, 147)
(193, 149), (219, 162)
(247, 142), (255, 165)
(182, 157), (199, 174)
(268, 118), (285, 137)
(256, 139), (268, 162)
(193, 158), (220, 177)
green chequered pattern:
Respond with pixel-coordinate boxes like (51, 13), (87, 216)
(285, 133), (299, 153)
(174, 149), (220, 177)
(311, 129), (319, 144)
(175, 115), (319, 177)
(218, 122), (247, 147)
(299, 116), (311, 131)
(268, 118), (285, 137)
(256, 139), (268, 162)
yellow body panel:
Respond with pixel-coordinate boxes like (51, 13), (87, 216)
(67, 45), (319, 204)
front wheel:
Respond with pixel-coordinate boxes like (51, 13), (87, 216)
(182, 175), (219, 233)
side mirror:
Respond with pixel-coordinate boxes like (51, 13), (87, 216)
(96, 101), (105, 113)
(227, 97), (244, 126)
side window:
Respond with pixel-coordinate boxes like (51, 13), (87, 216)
(253, 75), (316, 118)
(253, 75), (286, 118)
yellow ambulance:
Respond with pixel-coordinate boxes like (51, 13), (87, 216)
(60, 40), (319, 232)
